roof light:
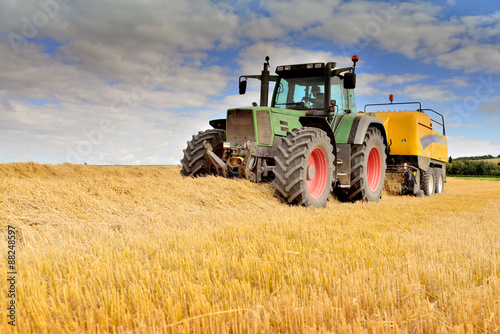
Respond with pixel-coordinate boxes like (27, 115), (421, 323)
(352, 55), (359, 63)
(314, 63), (322, 68)
(389, 94), (394, 103)
(284, 66), (291, 70)
(307, 64), (314, 69)
(277, 66), (283, 71)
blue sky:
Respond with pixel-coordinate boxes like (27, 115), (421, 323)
(0, 0), (499, 165)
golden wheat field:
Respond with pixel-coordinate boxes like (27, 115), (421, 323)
(0, 162), (499, 333)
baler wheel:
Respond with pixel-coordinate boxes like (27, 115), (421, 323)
(421, 168), (435, 196)
(434, 168), (444, 194)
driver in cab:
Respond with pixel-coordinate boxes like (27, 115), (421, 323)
(308, 85), (324, 109)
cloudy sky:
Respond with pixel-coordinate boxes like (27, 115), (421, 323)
(0, 0), (499, 165)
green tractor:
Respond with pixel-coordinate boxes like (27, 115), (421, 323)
(181, 56), (388, 207)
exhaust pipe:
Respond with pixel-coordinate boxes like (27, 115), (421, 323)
(228, 157), (244, 168)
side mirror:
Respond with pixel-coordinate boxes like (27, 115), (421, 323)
(239, 79), (247, 95)
(344, 72), (356, 89)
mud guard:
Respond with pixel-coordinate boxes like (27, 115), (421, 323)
(348, 116), (388, 147)
(209, 119), (226, 130)
(299, 117), (336, 149)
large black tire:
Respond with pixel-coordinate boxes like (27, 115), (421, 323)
(180, 129), (226, 176)
(273, 128), (335, 207)
(421, 168), (435, 196)
(337, 127), (386, 202)
(434, 167), (444, 194)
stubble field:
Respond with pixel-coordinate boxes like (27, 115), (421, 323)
(0, 162), (499, 333)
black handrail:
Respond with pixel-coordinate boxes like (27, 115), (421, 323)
(422, 109), (446, 136)
(363, 102), (446, 136)
(364, 101), (422, 113)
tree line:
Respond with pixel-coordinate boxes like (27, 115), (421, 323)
(453, 154), (500, 161)
(446, 156), (500, 176)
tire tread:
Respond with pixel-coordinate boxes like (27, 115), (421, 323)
(180, 129), (226, 176)
(273, 127), (334, 207)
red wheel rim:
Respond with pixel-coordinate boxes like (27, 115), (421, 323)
(367, 146), (382, 192)
(307, 147), (328, 199)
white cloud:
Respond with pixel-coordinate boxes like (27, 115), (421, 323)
(0, 99), (215, 165)
(0, 93), (15, 112)
(222, 91), (262, 110)
(486, 117), (500, 123)
(461, 12), (500, 40)
(237, 42), (352, 74)
(356, 73), (429, 97)
(262, 0), (342, 32)
(1, 0), (500, 164)
(435, 42), (500, 73)
(398, 84), (458, 102)
(254, 1), (500, 72)
(440, 76), (471, 88)
(355, 73), (457, 103)
(0, 0), (243, 165)
(476, 102), (500, 114)
(447, 136), (500, 158)
(305, 1), (464, 58)
(447, 122), (483, 129)
(243, 16), (287, 41)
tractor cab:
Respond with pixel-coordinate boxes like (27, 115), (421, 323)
(272, 62), (357, 118)
(239, 56), (359, 116)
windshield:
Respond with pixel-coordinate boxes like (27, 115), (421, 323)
(273, 77), (324, 110)
(273, 76), (352, 112)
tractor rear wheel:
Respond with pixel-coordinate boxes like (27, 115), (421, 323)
(434, 167), (444, 194)
(337, 127), (386, 202)
(421, 168), (435, 196)
(180, 129), (226, 176)
(273, 127), (334, 207)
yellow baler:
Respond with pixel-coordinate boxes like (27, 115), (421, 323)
(360, 101), (448, 196)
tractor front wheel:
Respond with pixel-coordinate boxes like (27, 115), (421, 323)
(273, 128), (334, 207)
(180, 129), (226, 176)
